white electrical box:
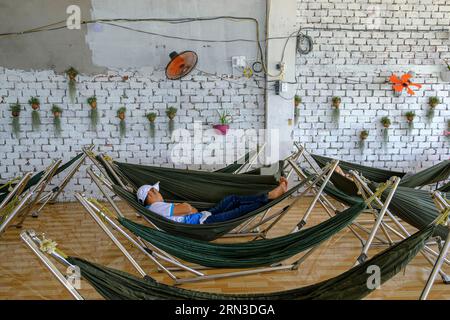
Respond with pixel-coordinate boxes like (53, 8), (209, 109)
(280, 82), (288, 93)
(232, 56), (246, 68)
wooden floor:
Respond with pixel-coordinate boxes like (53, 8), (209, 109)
(0, 196), (448, 300)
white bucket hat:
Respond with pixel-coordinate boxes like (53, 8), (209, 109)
(136, 182), (160, 204)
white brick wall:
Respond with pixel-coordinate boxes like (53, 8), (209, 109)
(295, 0), (450, 172)
(0, 67), (265, 201)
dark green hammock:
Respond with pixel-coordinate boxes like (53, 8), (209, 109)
(67, 224), (434, 300)
(438, 181), (450, 193)
(113, 161), (282, 203)
(312, 154), (450, 188)
(316, 172), (448, 239)
(113, 178), (309, 241)
(0, 153), (84, 204)
(118, 201), (366, 268)
(213, 150), (256, 173)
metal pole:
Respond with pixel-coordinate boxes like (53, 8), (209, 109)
(355, 176), (400, 264)
(20, 230), (84, 300)
(74, 193), (148, 278)
(0, 172), (32, 210)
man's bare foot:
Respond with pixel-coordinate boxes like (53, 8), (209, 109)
(268, 177), (288, 200)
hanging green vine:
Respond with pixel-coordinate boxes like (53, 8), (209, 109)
(359, 130), (369, 153)
(380, 116), (391, 147)
(87, 96), (98, 131)
(28, 97), (41, 131)
(51, 104), (63, 137)
(331, 96), (341, 127)
(146, 112), (157, 139)
(294, 95), (301, 124)
(427, 96), (439, 123)
(405, 111), (415, 133)
(10, 102), (21, 138)
(166, 106), (177, 135)
(65, 67), (79, 103)
(117, 107), (127, 138)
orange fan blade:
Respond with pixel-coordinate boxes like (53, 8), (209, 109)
(389, 74), (401, 84)
(393, 84), (404, 92)
(400, 73), (412, 82)
(406, 87), (415, 95)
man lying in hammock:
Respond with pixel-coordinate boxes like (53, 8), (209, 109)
(136, 177), (288, 224)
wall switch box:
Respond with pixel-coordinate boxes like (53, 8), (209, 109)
(232, 56), (246, 68)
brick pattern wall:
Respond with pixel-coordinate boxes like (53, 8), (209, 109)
(0, 67), (265, 200)
(294, 0), (450, 172)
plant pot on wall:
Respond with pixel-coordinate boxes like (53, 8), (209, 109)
(87, 96), (99, 131)
(146, 112), (157, 139)
(166, 106), (177, 135)
(51, 104), (63, 137)
(331, 96), (341, 126)
(380, 116), (391, 147)
(10, 102), (21, 138)
(359, 130), (369, 153)
(427, 96), (439, 123)
(294, 95), (301, 124)
(213, 109), (232, 135)
(405, 111), (416, 133)
(117, 107), (127, 138)
(28, 97), (41, 131)
(65, 67), (79, 103)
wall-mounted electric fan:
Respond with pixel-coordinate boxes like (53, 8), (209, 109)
(165, 51), (198, 80)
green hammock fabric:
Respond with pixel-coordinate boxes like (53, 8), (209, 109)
(67, 224), (434, 300)
(312, 154), (405, 183)
(113, 179), (309, 241)
(312, 154), (449, 188)
(316, 171), (448, 240)
(0, 153), (84, 204)
(438, 181), (450, 193)
(114, 161), (282, 203)
(118, 201), (366, 268)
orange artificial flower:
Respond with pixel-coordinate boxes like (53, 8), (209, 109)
(389, 73), (422, 95)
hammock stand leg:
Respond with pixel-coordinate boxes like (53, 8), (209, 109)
(0, 192), (33, 236)
(421, 193), (450, 299)
(98, 154), (134, 192)
(290, 159), (339, 232)
(83, 147), (113, 185)
(352, 172), (450, 271)
(233, 143), (266, 174)
(0, 172), (32, 211)
(78, 193), (205, 279)
(32, 147), (93, 217)
(20, 230), (84, 300)
(352, 175), (401, 264)
(12, 160), (62, 229)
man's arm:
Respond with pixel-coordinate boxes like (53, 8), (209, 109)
(172, 203), (198, 216)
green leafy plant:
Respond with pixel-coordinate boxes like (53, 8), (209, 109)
(87, 96), (98, 131)
(65, 67), (78, 103)
(405, 111), (416, 132)
(294, 95), (302, 107)
(10, 103), (21, 138)
(51, 104), (63, 136)
(117, 107), (127, 138)
(146, 112), (157, 138)
(28, 97), (41, 131)
(427, 96), (440, 123)
(359, 130), (369, 152)
(331, 96), (341, 126)
(166, 106), (177, 134)
(444, 59), (450, 71)
(217, 109), (232, 125)
(28, 97), (40, 110)
(380, 116), (391, 147)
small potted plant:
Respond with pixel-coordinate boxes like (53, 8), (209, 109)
(294, 95), (301, 124)
(331, 96), (341, 126)
(65, 67), (79, 103)
(359, 129), (369, 152)
(380, 116), (391, 145)
(51, 104), (63, 136)
(28, 97), (41, 131)
(441, 59), (450, 82)
(427, 96), (440, 123)
(146, 112), (157, 138)
(294, 95), (302, 107)
(405, 111), (416, 131)
(87, 96), (99, 131)
(213, 110), (232, 135)
(166, 106), (177, 134)
(28, 97), (40, 110)
(117, 107), (127, 138)
(10, 102), (21, 138)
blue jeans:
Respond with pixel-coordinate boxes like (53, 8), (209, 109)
(204, 193), (269, 224)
